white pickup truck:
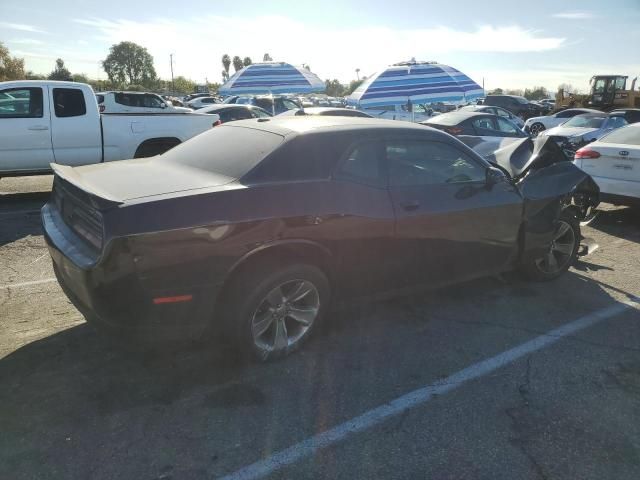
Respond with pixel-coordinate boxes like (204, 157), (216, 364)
(0, 80), (218, 177)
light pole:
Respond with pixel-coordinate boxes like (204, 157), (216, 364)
(356, 68), (360, 81)
(170, 53), (175, 93)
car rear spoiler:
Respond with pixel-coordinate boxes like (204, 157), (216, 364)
(51, 163), (124, 210)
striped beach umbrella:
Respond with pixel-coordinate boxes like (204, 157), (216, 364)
(347, 60), (484, 108)
(218, 62), (325, 95)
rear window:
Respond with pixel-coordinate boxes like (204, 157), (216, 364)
(244, 132), (353, 183)
(564, 115), (606, 128)
(53, 88), (86, 118)
(159, 125), (284, 178)
(424, 114), (466, 126)
(599, 125), (640, 145)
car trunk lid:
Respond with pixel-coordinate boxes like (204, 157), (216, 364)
(577, 143), (640, 182)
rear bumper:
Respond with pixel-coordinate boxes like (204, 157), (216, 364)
(43, 203), (221, 343)
(589, 176), (640, 205)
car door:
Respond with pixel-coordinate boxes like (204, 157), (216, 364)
(0, 86), (54, 173)
(50, 87), (102, 166)
(385, 136), (523, 287)
(330, 138), (398, 295)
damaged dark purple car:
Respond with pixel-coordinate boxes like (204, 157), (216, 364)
(42, 117), (599, 361)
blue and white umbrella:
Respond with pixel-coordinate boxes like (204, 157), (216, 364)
(218, 62), (325, 95)
(347, 60), (484, 108)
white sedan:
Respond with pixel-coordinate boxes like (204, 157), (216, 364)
(97, 91), (192, 114)
(524, 108), (601, 137)
(187, 97), (219, 109)
(574, 123), (640, 206)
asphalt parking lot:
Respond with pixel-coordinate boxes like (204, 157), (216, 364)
(1, 175), (640, 480)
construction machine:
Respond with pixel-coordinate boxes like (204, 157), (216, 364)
(556, 75), (639, 111)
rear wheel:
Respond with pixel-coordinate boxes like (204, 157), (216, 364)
(223, 263), (330, 362)
(520, 211), (580, 281)
(529, 122), (546, 137)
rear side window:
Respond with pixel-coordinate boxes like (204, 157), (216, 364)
(334, 141), (384, 187)
(245, 132), (352, 183)
(0, 87), (43, 118)
(114, 92), (141, 106)
(472, 117), (497, 132)
(53, 88), (86, 117)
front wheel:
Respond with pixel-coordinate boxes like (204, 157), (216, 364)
(223, 263), (330, 362)
(529, 122), (546, 137)
(520, 212), (580, 281)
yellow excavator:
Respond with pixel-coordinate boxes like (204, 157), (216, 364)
(556, 75), (639, 111)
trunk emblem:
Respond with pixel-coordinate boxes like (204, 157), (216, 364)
(619, 151), (629, 156)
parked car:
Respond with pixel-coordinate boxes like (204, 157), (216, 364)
(187, 96), (219, 109)
(96, 91), (192, 114)
(422, 111), (528, 159)
(198, 104), (272, 123)
(278, 107), (373, 118)
(224, 95), (301, 115)
(574, 122), (640, 206)
(610, 108), (640, 124)
(361, 103), (437, 122)
(42, 116), (598, 361)
(524, 108), (602, 137)
(184, 92), (213, 102)
(540, 112), (629, 154)
(0, 81), (218, 177)
(459, 105), (525, 128)
(483, 95), (542, 119)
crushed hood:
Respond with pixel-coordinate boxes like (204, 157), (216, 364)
(485, 136), (571, 179)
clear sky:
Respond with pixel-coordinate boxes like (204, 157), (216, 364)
(2, 0), (639, 92)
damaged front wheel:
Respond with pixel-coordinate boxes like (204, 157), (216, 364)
(520, 212), (580, 281)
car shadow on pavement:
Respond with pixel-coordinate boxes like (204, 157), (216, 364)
(0, 270), (633, 478)
(590, 206), (640, 243)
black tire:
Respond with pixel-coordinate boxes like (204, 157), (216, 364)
(520, 211), (580, 281)
(222, 263), (330, 362)
(529, 122), (546, 137)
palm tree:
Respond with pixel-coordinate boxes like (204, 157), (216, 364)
(232, 56), (244, 72)
(222, 54), (231, 78)
(355, 68), (360, 81)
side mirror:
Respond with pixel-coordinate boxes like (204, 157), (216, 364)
(486, 167), (507, 188)
(160, 103), (167, 108)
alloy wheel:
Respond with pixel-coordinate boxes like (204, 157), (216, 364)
(534, 220), (576, 274)
(529, 123), (545, 137)
(251, 279), (320, 354)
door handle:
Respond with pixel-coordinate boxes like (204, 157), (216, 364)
(400, 201), (420, 211)
(28, 125), (49, 131)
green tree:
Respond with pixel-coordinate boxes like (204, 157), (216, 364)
(102, 41), (157, 86)
(72, 73), (89, 83)
(263, 53), (273, 61)
(488, 87), (503, 95)
(172, 76), (196, 94)
(243, 57), (252, 67)
(324, 79), (345, 97)
(346, 79), (364, 95)
(48, 58), (72, 80)
(221, 54), (231, 81)
(232, 56), (243, 72)
(0, 42), (25, 81)
(25, 70), (46, 80)
(524, 86), (549, 101)
(505, 88), (524, 96)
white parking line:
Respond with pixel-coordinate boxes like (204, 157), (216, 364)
(219, 298), (640, 480)
(1, 278), (57, 290)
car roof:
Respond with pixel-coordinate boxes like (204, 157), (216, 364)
(422, 111), (494, 124)
(224, 116), (440, 137)
(199, 104), (256, 112)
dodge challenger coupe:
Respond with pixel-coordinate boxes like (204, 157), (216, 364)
(42, 117), (599, 361)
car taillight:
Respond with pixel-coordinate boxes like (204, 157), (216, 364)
(445, 127), (463, 135)
(213, 119), (222, 127)
(99, 104), (105, 113)
(574, 148), (601, 159)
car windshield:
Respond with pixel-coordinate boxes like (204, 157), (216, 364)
(158, 125), (284, 178)
(599, 124), (640, 145)
(564, 115), (606, 128)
